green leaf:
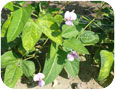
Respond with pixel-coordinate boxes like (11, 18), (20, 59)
(54, 15), (63, 25)
(1, 51), (19, 68)
(48, 7), (63, 15)
(22, 19), (42, 51)
(7, 6), (32, 42)
(43, 44), (66, 85)
(4, 2), (14, 11)
(36, 16), (62, 45)
(21, 60), (35, 77)
(16, 1), (26, 6)
(49, 42), (59, 58)
(62, 25), (79, 38)
(1, 14), (12, 37)
(98, 50), (114, 81)
(18, 44), (26, 56)
(65, 59), (79, 77)
(1, 37), (22, 52)
(4, 64), (23, 88)
(91, 1), (102, 4)
(63, 38), (89, 54)
(80, 31), (99, 45)
(93, 48), (101, 64)
(73, 18), (80, 26)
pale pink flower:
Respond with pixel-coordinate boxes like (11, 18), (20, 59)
(33, 73), (45, 87)
(64, 11), (77, 26)
(67, 51), (78, 61)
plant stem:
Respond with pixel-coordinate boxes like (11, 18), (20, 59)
(13, 4), (21, 8)
(53, 1), (69, 17)
(53, 6), (65, 17)
(32, 12), (38, 17)
(81, 15), (103, 30)
(24, 53), (35, 60)
(77, 2), (105, 39)
(25, 56), (34, 60)
(96, 3), (105, 17)
(42, 38), (49, 47)
(77, 18), (95, 39)
(36, 59), (41, 72)
(39, 2), (42, 13)
(39, 38), (49, 50)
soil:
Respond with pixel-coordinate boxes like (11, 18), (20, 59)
(14, 56), (103, 89)
(14, 55), (113, 89)
(2, 1), (113, 89)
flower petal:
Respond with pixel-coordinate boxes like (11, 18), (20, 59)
(67, 53), (74, 61)
(33, 74), (39, 81)
(64, 11), (70, 20)
(38, 73), (45, 80)
(65, 21), (73, 26)
(72, 51), (78, 59)
(33, 73), (45, 82)
(70, 12), (77, 20)
(38, 80), (45, 87)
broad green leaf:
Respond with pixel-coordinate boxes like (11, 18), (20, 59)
(65, 59), (79, 77)
(21, 60), (35, 77)
(43, 44), (66, 85)
(1, 14), (12, 37)
(1, 51), (19, 68)
(98, 50), (114, 81)
(4, 65), (23, 88)
(22, 19), (42, 51)
(63, 38), (89, 54)
(54, 15), (63, 25)
(49, 42), (59, 58)
(80, 31), (99, 45)
(45, 42), (59, 62)
(43, 55), (57, 85)
(7, 6), (32, 42)
(4, 2), (14, 11)
(36, 17), (62, 45)
(62, 25), (79, 38)
(18, 43), (36, 56)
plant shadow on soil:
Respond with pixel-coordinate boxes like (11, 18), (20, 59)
(71, 54), (114, 89)
(19, 44), (114, 89)
(19, 54), (114, 89)
(20, 42), (50, 88)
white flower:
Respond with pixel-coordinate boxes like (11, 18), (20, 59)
(64, 11), (77, 26)
(33, 73), (45, 87)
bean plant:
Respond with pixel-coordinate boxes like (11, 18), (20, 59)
(1, 1), (114, 88)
